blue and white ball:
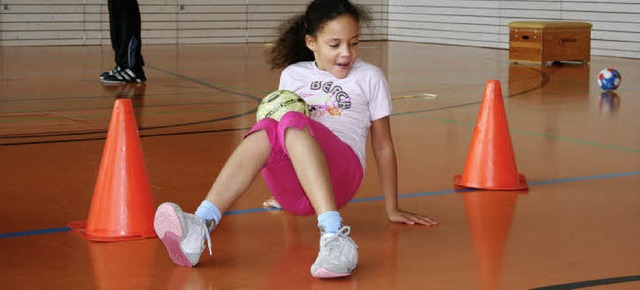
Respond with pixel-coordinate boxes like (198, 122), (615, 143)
(597, 68), (622, 91)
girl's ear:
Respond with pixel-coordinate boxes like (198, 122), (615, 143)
(305, 35), (316, 52)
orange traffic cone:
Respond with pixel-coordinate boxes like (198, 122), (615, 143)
(454, 80), (527, 190)
(69, 98), (157, 241)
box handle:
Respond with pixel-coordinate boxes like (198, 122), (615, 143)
(558, 37), (577, 47)
(514, 28), (537, 41)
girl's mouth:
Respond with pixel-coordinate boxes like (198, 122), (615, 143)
(337, 62), (350, 69)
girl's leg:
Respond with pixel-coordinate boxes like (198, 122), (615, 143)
(283, 126), (337, 214)
(155, 119), (277, 268)
(264, 112), (362, 216)
(203, 130), (271, 213)
(266, 112), (361, 278)
(284, 126), (359, 278)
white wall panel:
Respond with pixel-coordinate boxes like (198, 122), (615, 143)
(388, 0), (640, 58)
(0, 0), (636, 58)
(0, 0), (386, 46)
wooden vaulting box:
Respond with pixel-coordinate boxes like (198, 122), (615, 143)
(508, 21), (592, 64)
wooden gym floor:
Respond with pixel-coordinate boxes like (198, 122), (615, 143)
(0, 41), (638, 289)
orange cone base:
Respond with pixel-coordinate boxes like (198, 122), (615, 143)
(453, 173), (528, 191)
(68, 221), (157, 242)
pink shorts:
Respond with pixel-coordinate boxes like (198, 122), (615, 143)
(243, 111), (363, 216)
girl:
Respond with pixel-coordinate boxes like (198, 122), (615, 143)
(154, 0), (437, 279)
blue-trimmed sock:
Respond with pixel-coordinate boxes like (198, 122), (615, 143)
(317, 211), (343, 235)
(194, 200), (222, 232)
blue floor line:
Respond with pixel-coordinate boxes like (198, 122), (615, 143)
(1, 171), (638, 239)
(0, 227), (71, 239)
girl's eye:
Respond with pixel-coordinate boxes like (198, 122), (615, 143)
(329, 44), (339, 48)
(351, 41), (359, 46)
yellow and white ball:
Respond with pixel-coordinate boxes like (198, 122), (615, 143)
(256, 90), (310, 121)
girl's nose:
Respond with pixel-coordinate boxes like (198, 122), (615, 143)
(340, 44), (351, 57)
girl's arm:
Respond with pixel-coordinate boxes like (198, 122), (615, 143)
(370, 116), (438, 226)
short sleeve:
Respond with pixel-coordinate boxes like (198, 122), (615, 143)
(368, 68), (392, 121)
(278, 66), (293, 91)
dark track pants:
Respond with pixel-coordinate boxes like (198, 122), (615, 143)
(108, 0), (144, 69)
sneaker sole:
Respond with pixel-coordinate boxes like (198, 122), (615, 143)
(100, 79), (125, 84)
(100, 77), (146, 84)
(312, 268), (353, 278)
(154, 202), (195, 267)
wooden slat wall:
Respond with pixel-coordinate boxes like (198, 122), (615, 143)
(0, 0), (637, 59)
(246, 0), (388, 43)
(1, 0), (99, 46)
(388, 0), (640, 59)
(0, 0), (388, 46)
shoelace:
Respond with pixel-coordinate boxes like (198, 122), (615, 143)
(202, 220), (214, 256)
(190, 215), (214, 256)
(337, 225), (351, 237)
(204, 230), (212, 256)
(322, 226), (358, 249)
(198, 217), (215, 256)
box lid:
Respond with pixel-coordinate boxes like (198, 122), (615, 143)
(508, 21), (592, 29)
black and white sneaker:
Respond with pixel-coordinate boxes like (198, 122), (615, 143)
(100, 66), (120, 80)
(101, 67), (146, 84)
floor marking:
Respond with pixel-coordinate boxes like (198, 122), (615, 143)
(1, 171), (638, 239)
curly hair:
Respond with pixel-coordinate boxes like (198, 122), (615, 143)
(267, 0), (371, 70)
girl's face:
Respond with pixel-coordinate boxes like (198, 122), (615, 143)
(306, 15), (360, 79)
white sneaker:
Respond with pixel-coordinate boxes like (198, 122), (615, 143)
(154, 202), (212, 267)
(310, 226), (359, 278)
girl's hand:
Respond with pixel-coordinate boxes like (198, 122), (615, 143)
(388, 209), (438, 226)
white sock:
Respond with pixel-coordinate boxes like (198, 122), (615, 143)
(317, 211), (342, 235)
(194, 200), (222, 231)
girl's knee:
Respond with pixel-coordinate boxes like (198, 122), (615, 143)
(244, 118), (278, 143)
(284, 125), (310, 139)
(258, 118), (279, 131)
(244, 129), (269, 145)
(279, 111), (309, 127)
(277, 111), (313, 144)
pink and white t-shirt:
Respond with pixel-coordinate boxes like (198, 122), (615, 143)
(278, 59), (392, 169)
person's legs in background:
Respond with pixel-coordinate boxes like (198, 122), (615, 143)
(101, 0), (146, 83)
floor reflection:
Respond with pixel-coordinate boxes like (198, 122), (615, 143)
(101, 83), (147, 128)
(463, 190), (522, 290)
(508, 63), (590, 98)
(598, 91), (621, 116)
(87, 239), (158, 289)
